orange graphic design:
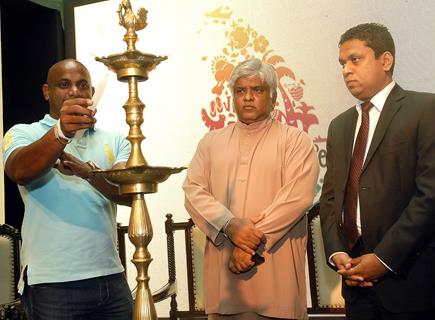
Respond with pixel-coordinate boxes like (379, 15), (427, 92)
(201, 13), (319, 135)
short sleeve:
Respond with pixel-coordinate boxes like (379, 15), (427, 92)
(3, 125), (36, 165)
(114, 133), (131, 164)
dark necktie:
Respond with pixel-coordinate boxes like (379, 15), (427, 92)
(343, 101), (373, 249)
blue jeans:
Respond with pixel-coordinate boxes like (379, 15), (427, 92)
(22, 273), (133, 320)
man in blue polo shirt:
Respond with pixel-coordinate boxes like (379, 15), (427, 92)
(3, 59), (133, 319)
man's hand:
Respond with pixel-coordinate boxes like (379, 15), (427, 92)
(332, 252), (373, 287)
(59, 98), (96, 138)
(55, 155), (131, 205)
(331, 252), (352, 271)
(228, 246), (255, 274)
(339, 253), (387, 287)
(54, 152), (96, 179)
(225, 218), (266, 255)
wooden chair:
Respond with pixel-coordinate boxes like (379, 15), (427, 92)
(117, 215), (206, 319)
(161, 214), (206, 319)
(0, 224), (23, 320)
(116, 223), (128, 277)
(307, 203), (345, 319)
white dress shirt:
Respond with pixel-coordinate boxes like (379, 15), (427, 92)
(354, 80), (396, 233)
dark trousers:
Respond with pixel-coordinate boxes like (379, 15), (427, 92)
(22, 272), (133, 320)
(346, 289), (435, 320)
(345, 238), (434, 320)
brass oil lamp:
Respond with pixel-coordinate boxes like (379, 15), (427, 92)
(93, 1), (185, 318)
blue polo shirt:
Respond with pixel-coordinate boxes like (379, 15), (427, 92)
(3, 114), (131, 292)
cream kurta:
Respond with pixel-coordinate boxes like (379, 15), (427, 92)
(183, 117), (319, 319)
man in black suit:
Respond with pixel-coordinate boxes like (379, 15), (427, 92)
(320, 22), (435, 319)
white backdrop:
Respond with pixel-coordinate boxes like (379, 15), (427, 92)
(0, 15), (4, 224)
(74, 0), (435, 315)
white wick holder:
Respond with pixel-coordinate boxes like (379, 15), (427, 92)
(74, 74), (108, 139)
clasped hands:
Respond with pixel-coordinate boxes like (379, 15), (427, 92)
(225, 218), (266, 274)
(332, 252), (388, 287)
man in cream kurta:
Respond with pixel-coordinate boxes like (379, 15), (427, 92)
(183, 58), (319, 320)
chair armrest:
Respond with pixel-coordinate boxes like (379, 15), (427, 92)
(152, 281), (177, 303)
(0, 298), (23, 320)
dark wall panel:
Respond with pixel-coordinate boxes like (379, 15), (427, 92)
(1, 0), (64, 228)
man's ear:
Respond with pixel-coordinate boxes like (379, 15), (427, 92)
(42, 84), (49, 101)
(381, 51), (394, 73)
(271, 92), (277, 110)
(92, 86), (95, 96)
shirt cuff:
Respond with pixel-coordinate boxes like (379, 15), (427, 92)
(221, 218), (233, 239)
(328, 251), (347, 266)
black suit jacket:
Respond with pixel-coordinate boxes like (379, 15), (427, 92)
(319, 84), (435, 312)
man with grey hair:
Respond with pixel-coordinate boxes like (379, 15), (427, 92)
(183, 58), (319, 319)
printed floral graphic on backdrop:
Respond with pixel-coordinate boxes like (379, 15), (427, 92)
(200, 6), (320, 135)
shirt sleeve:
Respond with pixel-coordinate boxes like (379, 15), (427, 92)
(3, 124), (35, 165)
(113, 133), (131, 165)
(252, 130), (320, 251)
(183, 135), (234, 245)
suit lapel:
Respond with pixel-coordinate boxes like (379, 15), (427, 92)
(362, 85), (406, 172)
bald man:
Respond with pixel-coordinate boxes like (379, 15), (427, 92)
(3, 59), (133, 319)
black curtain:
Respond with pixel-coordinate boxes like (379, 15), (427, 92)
(1, 0), (65, 229)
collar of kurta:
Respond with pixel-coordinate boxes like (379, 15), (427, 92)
(236, 115), (272, 133)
